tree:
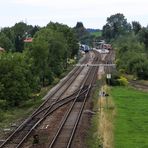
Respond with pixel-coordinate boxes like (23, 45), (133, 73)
(0, 27), (15, 51)
(29, 25), (40, 37)
(73, 22), (91, 45)
(132, 21), (141, 34)
(75, 22), (84, 28)
(112, 32), (148, 79)
(0, 33), (14, 51)
(47, 22), (79, 58)
(12, 22), (33, 52)
(127, 55), (148, 79)
(138, 27), (148, 49)
(102, 24), (112, 42)
(0, 23), (36, 52)
(30, 27), (68, 86)
(102, 13), (131, 41)
(0, 52), (36, 106)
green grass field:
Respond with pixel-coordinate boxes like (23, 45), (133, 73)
(90, 31), (102, 37)
(111, 86), (148, 148)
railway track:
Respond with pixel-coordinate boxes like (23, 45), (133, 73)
(104, 50), (116, 74)
(47, 53), (100, 148)
(0, 51), (98, 148)
(129, 80), (148, 91)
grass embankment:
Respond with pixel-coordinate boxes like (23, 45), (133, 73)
(0, 82), (57, 136)
(111, 86), (148, 148)
(86, 81), (115, 148)
(86, 81), (101, 148)
(98, 85), (115, 148)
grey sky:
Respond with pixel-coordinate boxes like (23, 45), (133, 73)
(0, 0), (147, 29)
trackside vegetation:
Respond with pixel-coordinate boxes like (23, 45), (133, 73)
(0, 22), (79, 109)
(86, 80), (102, 148)
(102, 13), (148, 148)
(102, 13), (148, 80)
(111, 86), (148, 148)
(0, 22), (79, 133)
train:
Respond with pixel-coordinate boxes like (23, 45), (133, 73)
(79, 44), (91, 52)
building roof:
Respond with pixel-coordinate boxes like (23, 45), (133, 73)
(24, 37), (33, 43)
(0, 47), (5, 52)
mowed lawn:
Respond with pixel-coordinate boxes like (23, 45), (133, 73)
(111, 86), (148, 148)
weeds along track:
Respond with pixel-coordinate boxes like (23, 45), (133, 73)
(0, 51), (98, 148)
(47, 52), (100, 148)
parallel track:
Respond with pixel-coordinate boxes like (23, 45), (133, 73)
(0, 52), (96, 148)
(47, 52), (100, 148)
(104, 50), (115, 74)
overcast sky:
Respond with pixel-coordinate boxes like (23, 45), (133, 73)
(0, 0), (147, 29)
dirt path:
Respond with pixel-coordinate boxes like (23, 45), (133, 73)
(129, 80), (148, 92)
(98, 86), (115, 148)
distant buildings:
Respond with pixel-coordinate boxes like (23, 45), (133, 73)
(93, 40), (112, 50)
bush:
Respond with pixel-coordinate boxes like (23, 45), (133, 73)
(119, 69), (126, 74)
(117, 76), (129, 86)
(106, 72), (120, 86)
(0, 99), (7, 109)
(136, 60), (148, 80)
(107, 72), (128, 86)
(0, 110), (5, 122)
(0, 53), (34, 107)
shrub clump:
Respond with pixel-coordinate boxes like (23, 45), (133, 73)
(117, 76), (129, 86)
(106, 72), (128, 86)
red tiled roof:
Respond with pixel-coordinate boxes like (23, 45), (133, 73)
(24, 38), (33, 43)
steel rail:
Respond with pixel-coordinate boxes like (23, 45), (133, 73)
(15, 88), (89, 148)
(66, 64), (98, 148)
(0, 66), (81, 148)
(0, 54), (91, 148)
(15, 53), (96, 148)
(48, 54), (99, 148)
(0, 66), (84, 148)
(48, 68), (92, 148)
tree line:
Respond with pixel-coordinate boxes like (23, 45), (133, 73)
(102, 13), (148, 80)
(0, 22), (79, 108)
(73, 22), (101, 46)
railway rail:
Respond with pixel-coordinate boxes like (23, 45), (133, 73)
(46, 52), (100, 148)
(104, 50), (115, 74)
(0, 51), (98, 148)
(129, 80), (148, 91)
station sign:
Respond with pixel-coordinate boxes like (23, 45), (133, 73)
(107, 74), (111, 79)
